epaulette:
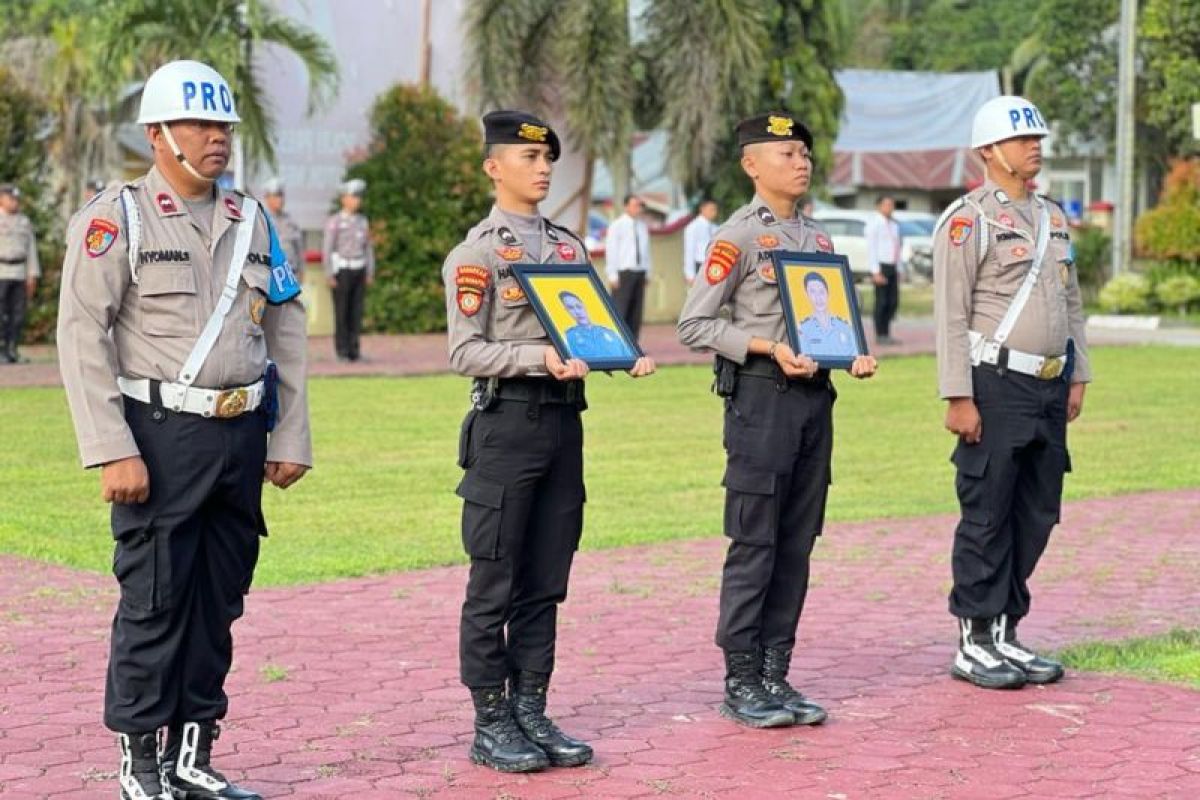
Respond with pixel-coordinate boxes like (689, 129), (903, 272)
(934, 197), (967, 235)
(546, 219), (586, 249)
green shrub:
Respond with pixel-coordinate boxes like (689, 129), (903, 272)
(1070, 225), (1110, 300)
(0, 69), (59, 343)
(1154, 274), (1200, 314)
(1098, 273), (1153, 314)
(344, 84), (493, 334)
(1135, 158), (1200, 265)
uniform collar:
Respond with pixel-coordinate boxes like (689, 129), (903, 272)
(488, 204), (536, 249)
(144, 167), (187, 218)
(749, 194), (799, 227)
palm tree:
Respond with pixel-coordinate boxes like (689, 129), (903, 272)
(99, 0), (339, 169)
(464, 0), (847, 225)
(464, 0), (634, 230)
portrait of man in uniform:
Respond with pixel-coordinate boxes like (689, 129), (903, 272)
(513, 264), (640, 370)
(559, 290), (632, 361)
(775, 253), (867, 368)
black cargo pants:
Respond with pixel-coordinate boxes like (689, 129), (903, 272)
(948, 364), (1070, 622)
(104, 396), (267, 733)
(456, 381), (586, 688)
(715, 363), (834, 653)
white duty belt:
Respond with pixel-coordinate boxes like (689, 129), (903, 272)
(331, 254), (366, 272)
(117, 376), (265, 418)
(965, 198), (1065, 380)
(117, 194), (266, 414)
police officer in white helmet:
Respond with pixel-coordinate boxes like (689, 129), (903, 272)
(57, 59), (311, 800)
(933, 95), (1090, 691)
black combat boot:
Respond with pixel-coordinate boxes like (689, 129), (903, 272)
(160, 721), (261, 799)
(469, 686), (551, 773)
(118, 732), (171, 800)
(1, 339), (15, 364)
(992, 614), (1065, 684)
(510, 670), (593, 767)
(761, 647), (828, 726)
(720, 650), (795, 728)
(951, 618), (1028, 689)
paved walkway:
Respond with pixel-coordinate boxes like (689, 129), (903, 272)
(2, 490), (1198, 798)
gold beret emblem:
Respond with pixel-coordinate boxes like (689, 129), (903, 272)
(518, 123), (548, 143)
(766, 115), (794, 137)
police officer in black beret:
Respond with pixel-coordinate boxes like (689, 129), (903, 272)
(443, 109), (655, 772)
(679, 112), (877, 729)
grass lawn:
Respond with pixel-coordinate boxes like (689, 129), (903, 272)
(1, 345), (1197, 585)
(1057, 629), (1200, 689)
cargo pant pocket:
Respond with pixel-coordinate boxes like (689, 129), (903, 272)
(111, 514), (168, 620)
(951, 442), (991, 520)
(456, 473), (505, 560)
(721, 464), (778, 547)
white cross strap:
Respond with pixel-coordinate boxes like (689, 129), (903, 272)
(177, 195), (260, 387)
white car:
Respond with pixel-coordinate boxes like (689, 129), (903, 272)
(813, 208), (938, 282)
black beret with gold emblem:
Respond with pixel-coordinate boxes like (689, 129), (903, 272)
(735, 112), (813, 150)
(483, 110), (561, 161)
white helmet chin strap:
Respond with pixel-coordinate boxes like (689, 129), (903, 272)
(991, 144), (1019, 177)
(160, 123), (214, 183)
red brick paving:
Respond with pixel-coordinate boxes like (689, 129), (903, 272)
(2, 490), (1198, 798)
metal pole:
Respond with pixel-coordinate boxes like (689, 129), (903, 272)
(232, 1), (251, 191)
(1112, 0), (1137, 277)
(420, 0), (432, 86)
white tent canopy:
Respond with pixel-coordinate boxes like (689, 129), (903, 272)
(832, 68), (1001, 191)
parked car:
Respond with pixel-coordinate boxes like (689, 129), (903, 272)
(811, 209), (873, 280)
(895, 211), (937, 281)
(813, 208), (939, 282)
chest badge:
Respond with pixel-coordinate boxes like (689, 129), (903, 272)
(757, 234), (779, 248)
(496, 246), (524, 262)
(814, 234), (833, 253)
(556, 242), (576, 261)
(997, 213), (1015, 229)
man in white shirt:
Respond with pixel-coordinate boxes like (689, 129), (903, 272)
(682, 199), (719, 284)
(865, 194), (902, 345)
(604, 194), (651, 342)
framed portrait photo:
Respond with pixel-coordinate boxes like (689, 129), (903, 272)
(772, 251), (869, 369)
(511, 263), (642, 371)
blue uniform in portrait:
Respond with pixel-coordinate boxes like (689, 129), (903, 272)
(565, 323), (630, 359)
(798, 314), (857, 358)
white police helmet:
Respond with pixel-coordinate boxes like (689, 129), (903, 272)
(137, 60), (241, 125)
(342, 178), (366, 196)
(262, 177), (285, 195)
(970, 95), (1050, 149)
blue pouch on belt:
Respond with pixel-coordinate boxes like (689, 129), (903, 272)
(263, 360), (279, 432)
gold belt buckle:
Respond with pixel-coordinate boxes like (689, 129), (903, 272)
(214, 387), (249, 418)
(1038, 358), (1064, 380)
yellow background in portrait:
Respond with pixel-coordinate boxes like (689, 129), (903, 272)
(526, 274), (625, 342)
(782, 263), (852, 322)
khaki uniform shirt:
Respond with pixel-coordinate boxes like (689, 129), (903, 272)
(322, 211), (374, 280)
(57, 166), (312, 468)
(0, 209), (40, 281)
(677, 196), (837, 362)
(933, 179), (1091, 398)
(443, 205), (589, 378)
(269, 208), (305, 278)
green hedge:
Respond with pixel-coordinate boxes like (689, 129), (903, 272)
(0, 69), (61, 344)
(345, 84), (492, 334)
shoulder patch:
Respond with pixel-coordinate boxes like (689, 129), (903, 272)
(704, 240), (741, 285)
(84, 218), (120, 258)
(455, 265), (489, 317)
(948, 217), (973, 246)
